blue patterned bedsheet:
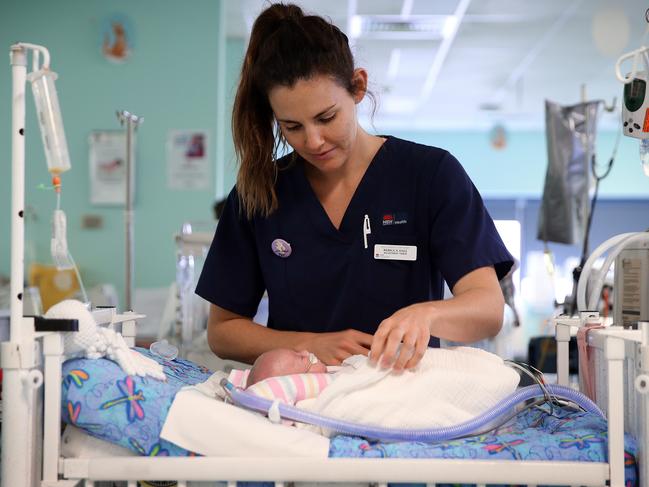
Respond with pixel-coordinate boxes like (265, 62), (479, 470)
(330, 406), (638, 486)
(62, 347), (211, 456)
(62, 351), (638, 486)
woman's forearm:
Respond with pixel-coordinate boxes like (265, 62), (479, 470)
(207, 311), (315, 364)
(426, 286), (505, 343)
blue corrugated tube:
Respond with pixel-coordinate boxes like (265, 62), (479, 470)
(221, 380), (604, 442)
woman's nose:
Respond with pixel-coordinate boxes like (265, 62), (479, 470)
(304, 127), (324, 151)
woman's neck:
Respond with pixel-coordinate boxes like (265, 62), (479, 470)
(306, 128), (385, 187)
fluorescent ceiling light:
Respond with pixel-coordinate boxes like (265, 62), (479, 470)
(348, 15), (453, 40)
(387, 49), (401, 80)
(442, 15), (459, 39)
(349, 15), (362, 39)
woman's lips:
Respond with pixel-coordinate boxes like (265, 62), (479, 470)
(311, 147), (335, 159)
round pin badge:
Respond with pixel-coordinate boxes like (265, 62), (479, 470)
(271, 238), (292, 258)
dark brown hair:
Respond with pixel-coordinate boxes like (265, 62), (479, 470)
(232, 3), (360, 219)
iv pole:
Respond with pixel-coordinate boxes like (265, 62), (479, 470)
(3, 43), (48, 487)
(116, 110), (143, 312)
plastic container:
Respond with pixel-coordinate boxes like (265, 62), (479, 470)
(28, 69), (71, 174)
(149, 340), (179, 361)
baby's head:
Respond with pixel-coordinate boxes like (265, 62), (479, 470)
(247, 348), (327, 387)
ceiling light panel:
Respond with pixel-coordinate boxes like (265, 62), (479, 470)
(349, 14), (455, 40)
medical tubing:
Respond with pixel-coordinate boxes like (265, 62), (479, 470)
(587, 232), (649, 311)
(577, 232), (635, 311)
(221, 381), (604, 442)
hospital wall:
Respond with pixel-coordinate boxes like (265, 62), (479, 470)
(0, 0), (231, 307)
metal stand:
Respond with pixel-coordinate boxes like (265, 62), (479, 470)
(116, 110), (143, 312)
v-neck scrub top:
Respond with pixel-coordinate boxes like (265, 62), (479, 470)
(196, 136), (514, 347)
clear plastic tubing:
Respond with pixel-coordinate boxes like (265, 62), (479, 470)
(221, 380), (604, 442)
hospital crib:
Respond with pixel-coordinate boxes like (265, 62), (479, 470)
(17, 310), (649, 487)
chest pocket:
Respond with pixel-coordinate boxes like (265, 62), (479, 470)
(362, 232), (418, 307)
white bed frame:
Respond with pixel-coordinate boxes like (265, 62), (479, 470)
(0, 310), (645, 487)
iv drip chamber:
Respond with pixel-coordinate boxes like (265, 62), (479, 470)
(27, 69), (71, 174)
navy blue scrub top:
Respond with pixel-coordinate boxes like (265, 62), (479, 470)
(196, 136), (514, 347)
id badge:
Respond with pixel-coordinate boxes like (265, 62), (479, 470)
(373, 244), (417, 261)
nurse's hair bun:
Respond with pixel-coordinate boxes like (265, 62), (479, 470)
(267, 3), (304, 23)
(251, 3), (305, 36)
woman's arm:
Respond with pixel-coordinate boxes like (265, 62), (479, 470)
(208, 305), (373, 365)
(369, 266), (505, 371)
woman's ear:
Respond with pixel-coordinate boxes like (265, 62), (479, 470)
(351, 68), (368, 104)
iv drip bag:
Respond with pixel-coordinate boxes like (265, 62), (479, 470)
(28, 69), (71, 174)
(537, 100), (600, 245)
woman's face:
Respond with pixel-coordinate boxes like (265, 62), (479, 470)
(268, 72), (366, 175)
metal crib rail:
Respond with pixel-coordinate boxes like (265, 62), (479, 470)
(554, 316), (649, 487)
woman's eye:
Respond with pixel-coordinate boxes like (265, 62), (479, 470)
(320, 114), (336, 124)
(284, 125), (300, 132)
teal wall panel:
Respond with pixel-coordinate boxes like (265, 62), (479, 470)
(0, 0), (223, 306)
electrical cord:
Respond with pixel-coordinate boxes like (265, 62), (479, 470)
(568, 119), (621, 315)
(505, 360), (557, 415)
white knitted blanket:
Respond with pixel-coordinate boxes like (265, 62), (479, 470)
(296, 346), (519, 436)
(45, 300), (165, 381)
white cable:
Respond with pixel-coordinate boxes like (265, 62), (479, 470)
(577, 233), (635, 311)
(615, 24), (649, 84)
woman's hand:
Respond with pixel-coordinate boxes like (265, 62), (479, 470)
(369, 302), (434, 371)
(305, 329), (373, 365)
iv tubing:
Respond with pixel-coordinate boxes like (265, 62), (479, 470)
(577, 232), (635, 311)
(587, 232), (649, 311)
(221, 381), (603, 442)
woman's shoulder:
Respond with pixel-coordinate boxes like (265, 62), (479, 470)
(382, 135), (455, 172)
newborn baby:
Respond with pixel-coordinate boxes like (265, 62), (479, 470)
(247, 348), (328, 387)
(225, 349), (333, 408)
(228, 346), (520, 436)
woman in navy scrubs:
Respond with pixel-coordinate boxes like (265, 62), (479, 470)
(196, 3), (514, 371)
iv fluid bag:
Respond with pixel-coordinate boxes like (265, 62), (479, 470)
(537, 100), (600, 245)
(28, 69), (71, 174)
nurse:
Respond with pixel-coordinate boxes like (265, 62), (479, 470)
(196, 3), (514, 371)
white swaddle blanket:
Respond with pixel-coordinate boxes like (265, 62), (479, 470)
(296, 346), (520, 436)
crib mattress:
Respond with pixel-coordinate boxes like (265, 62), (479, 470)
(61, 350), (638, 486)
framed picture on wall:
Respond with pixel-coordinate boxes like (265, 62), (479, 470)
(166, 130), (210, 190)
(88, 130), (133, 205)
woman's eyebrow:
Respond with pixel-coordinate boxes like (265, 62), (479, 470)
(277, 104), (336, 124)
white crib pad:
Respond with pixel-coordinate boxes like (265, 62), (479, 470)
(160, 375), (330, 457)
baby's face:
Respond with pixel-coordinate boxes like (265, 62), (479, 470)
(248, 348), (328, 387)
(282, 350), (328, 375)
